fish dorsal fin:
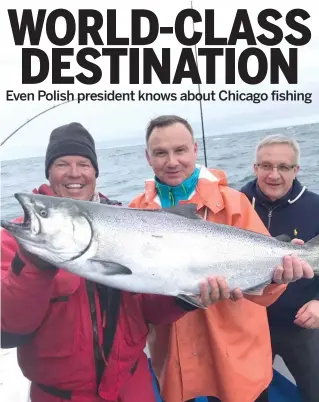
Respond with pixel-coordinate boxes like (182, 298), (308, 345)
(307, 233), (319, 246)
(163, 204), (201, 220)
(275, 234), (292, 243)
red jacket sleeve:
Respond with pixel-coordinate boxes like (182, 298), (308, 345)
(1, 226), (57, 334)
(141, 294), (187, 325)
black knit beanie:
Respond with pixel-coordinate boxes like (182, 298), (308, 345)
(45, 122), (99, 178)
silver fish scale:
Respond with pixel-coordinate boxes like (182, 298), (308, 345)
(82, 204), (312, 295)
(5, 194), (317, 297)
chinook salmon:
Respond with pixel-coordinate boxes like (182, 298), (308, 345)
(2, 193), (319, 308)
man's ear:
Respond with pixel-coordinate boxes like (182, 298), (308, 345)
(145, 148), (151, 166)
(194, 141), (198, 157)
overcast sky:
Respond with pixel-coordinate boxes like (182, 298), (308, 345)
(0, 0), (318, 160)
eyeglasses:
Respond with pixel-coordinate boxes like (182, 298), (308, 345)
(256, 163), (297, 173)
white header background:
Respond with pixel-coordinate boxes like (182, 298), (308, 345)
(0, 0), (318, 160)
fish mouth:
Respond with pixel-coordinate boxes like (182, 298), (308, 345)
(1, 193), (40, 236)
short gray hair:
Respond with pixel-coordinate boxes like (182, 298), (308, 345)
(255, 134), (300, 164)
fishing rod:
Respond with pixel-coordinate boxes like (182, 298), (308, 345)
(0, 98), (77, 147)
(191, 0), (208, 167)
(2, 4), (208, 159)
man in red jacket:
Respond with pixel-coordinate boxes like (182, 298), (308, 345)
(1, 122), (232, 402)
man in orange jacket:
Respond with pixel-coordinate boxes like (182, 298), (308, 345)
(129, 115), (314, 402)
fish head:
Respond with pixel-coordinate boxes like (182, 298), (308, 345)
(1, 193), (93, 265)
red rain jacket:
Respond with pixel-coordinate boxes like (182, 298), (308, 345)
(1, 184), (187, 402)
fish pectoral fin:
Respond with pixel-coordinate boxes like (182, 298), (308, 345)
(177, 294), (207, 309)
(89, 260), (132, 275)
(275, 234), (292, 242)
(162, 204), (201, 220)
(307, 233), (319, 246)
(243, 281), (271, 296)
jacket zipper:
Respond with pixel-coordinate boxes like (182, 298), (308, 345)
(267, 205), (280, 231)
(86, 281), (104, 392)
(169, 190), (175, 206)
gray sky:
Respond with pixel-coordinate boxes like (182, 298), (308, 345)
(1, 0), (318, 160)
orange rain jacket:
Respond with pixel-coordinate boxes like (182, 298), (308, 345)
(129, 167), (287, 402)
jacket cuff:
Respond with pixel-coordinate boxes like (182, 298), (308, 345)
(1, 331), (35, 348)
(17, 249), (58, 273)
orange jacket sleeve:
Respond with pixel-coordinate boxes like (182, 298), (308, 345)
(128, 195), (144, 209)
(231, 192), (287, 307)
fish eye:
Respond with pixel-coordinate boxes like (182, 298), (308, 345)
(39, 209), (47, 218)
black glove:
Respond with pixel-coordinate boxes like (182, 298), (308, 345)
(19, 245), (57, 271)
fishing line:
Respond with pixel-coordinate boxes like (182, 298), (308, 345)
(0, 99), (77, 147)
(2, 3), (208, 159)
(191, 0), (208, 167)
